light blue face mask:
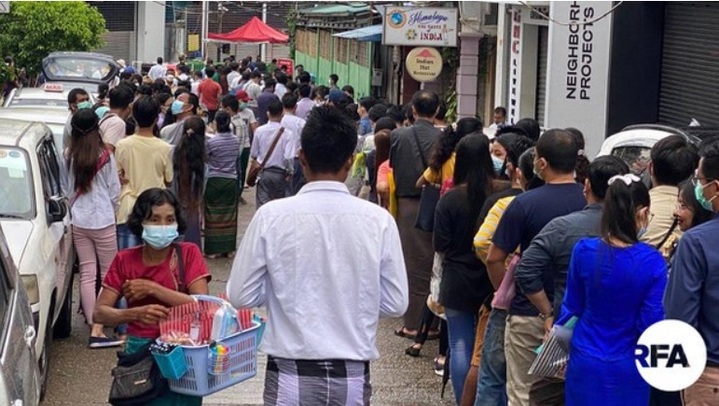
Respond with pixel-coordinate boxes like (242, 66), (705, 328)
(239, 102), (248, 111)
(76, 100), (93, 110)
(171, 100), (185, 115)
(637, 226), (648, 240)
(492, 155), (504, 177)
(141, 224), (179, 250)
(695, 181), (716, 212)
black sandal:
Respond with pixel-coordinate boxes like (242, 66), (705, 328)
(394, 327), (417, 340)
(405, 344), (422, 357)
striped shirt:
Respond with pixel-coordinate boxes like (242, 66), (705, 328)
(474, 196), (517, 264)
(206, 132), (240, 178)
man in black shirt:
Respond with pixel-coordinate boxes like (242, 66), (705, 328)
(487, 129), (586, 404)
(389, 90), (441, 336)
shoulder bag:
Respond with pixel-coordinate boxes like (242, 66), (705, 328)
(413, 127), (441, 232)
(247, 127), (284, 187)
(108, 244), (186, 405)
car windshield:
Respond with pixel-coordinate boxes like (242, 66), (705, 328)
(8, 98), (68, 108)
(44, 57), (114, 82)
(612, 146), (652, 176)
(0, 148), (33, 219)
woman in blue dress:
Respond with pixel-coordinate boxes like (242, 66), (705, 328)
(557, 173), (667, 406)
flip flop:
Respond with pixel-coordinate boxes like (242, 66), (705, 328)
(394, 327), (417, 339)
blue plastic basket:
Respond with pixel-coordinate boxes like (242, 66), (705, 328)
(166, 319), (263, 397)
(152, 346), (188, 380)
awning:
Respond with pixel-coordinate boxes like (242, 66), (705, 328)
(208, 17), (289, 44)
(332, 25), (382, 42)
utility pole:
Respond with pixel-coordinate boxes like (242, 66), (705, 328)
(261, 2), (267, 62)
(201, 0), (208, 59)
(217, 2), (228, 62)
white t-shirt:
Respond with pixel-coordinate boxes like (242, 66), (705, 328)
(99, 114), (126, 148)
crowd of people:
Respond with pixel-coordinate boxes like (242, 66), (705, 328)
(52, 50), (719, 405)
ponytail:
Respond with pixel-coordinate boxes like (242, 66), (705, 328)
(600, 174), (650, 245)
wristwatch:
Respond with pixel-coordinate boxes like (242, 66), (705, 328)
(538, 311), (553, 321)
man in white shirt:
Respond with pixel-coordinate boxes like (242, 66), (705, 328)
(250, 98), (294, 208)
(295, 84), (314, 120)
(100, 84), (135, 152)
(226, 62), (240, 90)
(488, 106), (509, 131)
(227, 105), (408, 405)
(245, 71), (263, 108)
(274, 72), (288, 98)
(159, 91), (196, 146)
(279, 93), (306, 196)
(147, 57), (166, 81)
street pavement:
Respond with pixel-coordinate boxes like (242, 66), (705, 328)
(43, 191), (455, 405)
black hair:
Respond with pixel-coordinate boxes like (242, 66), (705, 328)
(267, 98), (283, 117)
(436, 102), (448, 121)
(678, 180), (713, 229)
(403, 103), (415, 125)
(329, 74), (338, 84)
(221, 93), (239, 112)
(312, 85), (329, 100)
(264, 78), (277, 90)
(276, 73), (288, 85)
(214, 110), (232, 133)
(587, 156), (630, 200)
(535, 129), (578, 174)
(127, 188), (187, 239)
(151, 79), (166, 94)
(97, 83), (110, 100)
(241, 71), (250, 81)
(68, 109), (104, 194)
(651, 135), (699, 186)
(386, 105), (405, 124)
(156, 92), (172, 108)
(299, 84), (311, 98)
(429, 117), (483, 172)
(174, 117), (207, 212)
(282, 92), (298, 109)
(519, 148), (544, 190)
(205, 67), (216, 78)
(565, 127), (590, 185)
(250, 70), (262, 79)
(109, 84), (134, 109)
(359, 97), (376, 112)
(342, 85), (354, 96)
(302, 106), (357, 174)
(132, 96), (160, 128)
(344, 103), (360, 122)
(411, 90), (440, 119)
(601, 177), (650, 245)
(375, 117), (396, 134)
(285, 81), (297, 94)
(497, 133), (535, 170)
(299, 71), (311, 84)
(67, 88), (89, 105)
(453, 133), (495, 232)
(368, 104), (387, 123)
(230, 62), (239, 71)
(137, 84), (153, 96)
(494, 106), (507, 117)
(515, 118), (541, 142)
(187, 93), (200, 115)
(157, 57), (163, 64)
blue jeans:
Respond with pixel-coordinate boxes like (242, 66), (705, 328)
(115, 224), (140, 335)
(446, 308), (477, 404)
(475, 309), (508, 406)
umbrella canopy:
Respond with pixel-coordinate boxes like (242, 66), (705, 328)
(208, 16), (289, 44)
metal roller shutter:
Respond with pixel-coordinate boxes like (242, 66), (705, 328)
(88, 1), (137, 62)
(536, 26), (549, 127)
(659, 2), (719, 127)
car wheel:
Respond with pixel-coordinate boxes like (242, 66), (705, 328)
(39, 318), (52, 401)
(53, 273), (73, 339)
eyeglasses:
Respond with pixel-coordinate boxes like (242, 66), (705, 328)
(691, 176), (715, 186)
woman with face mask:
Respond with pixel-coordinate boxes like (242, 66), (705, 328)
(556, 174), (667, 406)
(94, 188), (211, 405)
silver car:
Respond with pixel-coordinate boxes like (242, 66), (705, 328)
(0, 226), (41, 406)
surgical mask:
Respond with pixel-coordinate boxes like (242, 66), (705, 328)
(76, 101), (92, 110)
(141, 224), (179, 250)
(171, 100), (185, 115)
(637, 226), (648, 240)
(239, 102), (248, 111)
(505, 167), (512, 179)
(492, 156), (504, 177)
(533, 160), (544, 180)
(695, 182), (716, 212)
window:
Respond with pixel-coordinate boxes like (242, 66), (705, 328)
(37, 139), (63, 199)
(0, 253), (11, 333)
(0, 148), (34, 219)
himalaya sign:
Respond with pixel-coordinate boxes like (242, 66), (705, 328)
(383, 7), (458, 47)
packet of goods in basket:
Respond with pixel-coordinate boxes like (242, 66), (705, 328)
(160, 299), (223, 345)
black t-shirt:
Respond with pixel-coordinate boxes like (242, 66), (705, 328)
(434, 187), (493, 313)
(492, 182), (586, 316)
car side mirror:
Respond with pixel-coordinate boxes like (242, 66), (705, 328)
(47, 196), (67, 223)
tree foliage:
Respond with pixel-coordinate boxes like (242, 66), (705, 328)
(0, 2), (106, 76)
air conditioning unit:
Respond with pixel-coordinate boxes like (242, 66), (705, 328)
(459, 2), (498, 36)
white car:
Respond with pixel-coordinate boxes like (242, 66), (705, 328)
(0, 119), (74, 399)
(0, 108), (69, 153)
(2, 83), (81, 110)
(0, 226), (41, 406)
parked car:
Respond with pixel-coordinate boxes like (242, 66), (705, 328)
(0, 226), (41, 406)
(0, 119), (74, 399)
(2, 83), (95, 111)
(0, 108), (70, 153)
(41, 51), (119, 94)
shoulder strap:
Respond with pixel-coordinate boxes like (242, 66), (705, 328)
(656, 217), (680, 251)
(174, 243), (187, 293)
(411, 127), (428, 168)
(260, 127), (285, 169)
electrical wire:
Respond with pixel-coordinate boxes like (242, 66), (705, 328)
(518, 1), (624, 27)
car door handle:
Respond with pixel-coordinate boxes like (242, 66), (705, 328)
(24, 326), (36, 348)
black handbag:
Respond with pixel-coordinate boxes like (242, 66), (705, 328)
(108, 343), (168, 405)
(413, 127), (440, 232)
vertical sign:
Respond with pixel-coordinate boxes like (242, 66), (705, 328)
(507, 7), (522, 124)
(0, 2), (9, 13)
(545, 1), (613, 157)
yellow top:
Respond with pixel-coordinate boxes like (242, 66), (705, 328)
(422, 152), (455, 186)
(474, 195), (517, 264)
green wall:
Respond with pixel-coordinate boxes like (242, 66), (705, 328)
(296, 48), (373, 99)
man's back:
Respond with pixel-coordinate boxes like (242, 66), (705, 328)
(198, 79), (222, 111)
(389, 120), (441, 198)
(256, 92), (279, 125)
(251, 121), (293, 169)
(280, 114), (305, 158)
(643, 185), (682, 248)
(227, 181), (408, 360)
